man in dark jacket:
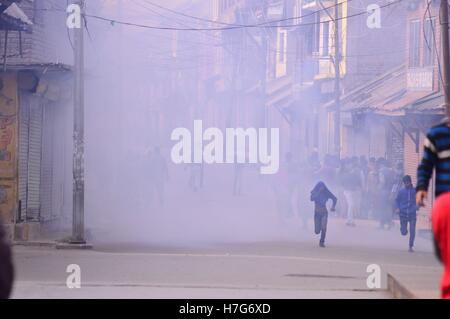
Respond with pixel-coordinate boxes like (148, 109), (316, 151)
(417, 122), (450, 205)
(395, 175), (418, 252)
(310, 181), (337, 248)
(0, 222), (13, 299)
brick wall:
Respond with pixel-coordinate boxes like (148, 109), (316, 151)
(344, 0), (407, 91)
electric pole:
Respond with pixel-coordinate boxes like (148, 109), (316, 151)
(440, 0), (450, 117)
(71, 0), (86, 244)
(333, 0), (341, 158)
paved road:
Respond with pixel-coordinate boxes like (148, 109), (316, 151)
(10, 166), (444, 299)
(10, 218), (442, 299)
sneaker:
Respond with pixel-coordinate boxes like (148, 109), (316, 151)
(319, 242), (325, 248)
(408, 247), (414, 253)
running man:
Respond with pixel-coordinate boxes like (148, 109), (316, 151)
(310, 181), (337, 248)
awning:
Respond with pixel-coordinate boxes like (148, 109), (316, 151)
(407, 91), (445, 115)
(332, 64), (442, 116)
(3, 62), (72, 73)
(0, 2), (33, 31)
(374, 91), (431, 116)
(336, 65), (406, 113)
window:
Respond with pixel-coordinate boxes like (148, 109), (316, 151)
(423, 18), (435, 66)
(322, 21), (330, 56)
(409, 20), (421, 67)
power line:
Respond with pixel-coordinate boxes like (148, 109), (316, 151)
(141, 0), (354, 27)
(36, 1), (409, 69)
(81, 0), (402, 32)
(36, 1), (402, 53)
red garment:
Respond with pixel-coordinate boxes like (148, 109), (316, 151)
(432, 193), (450, 299)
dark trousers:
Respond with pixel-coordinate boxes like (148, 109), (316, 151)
(314, 211), (328, 244)
(400, 216), (416, 248)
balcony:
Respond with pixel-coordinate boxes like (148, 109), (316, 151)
(406, 67), (434, 91)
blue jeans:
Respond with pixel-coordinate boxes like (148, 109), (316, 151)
(314, 211), (328, 244)
(400, 216), (416, 248)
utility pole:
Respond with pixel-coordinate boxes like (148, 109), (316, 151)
(71, 0), (86, 244)
(440, 0), (450, 117)
(333, 0), (341, 158)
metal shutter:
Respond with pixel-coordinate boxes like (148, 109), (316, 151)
(18, 92), (30, 221)
(39, 104), (54, 221)
(18, 92), (43, 222)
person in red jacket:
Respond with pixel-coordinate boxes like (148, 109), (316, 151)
(432, 193), (450, 299)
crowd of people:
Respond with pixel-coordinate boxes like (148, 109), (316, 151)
(275, 151), (406, 229)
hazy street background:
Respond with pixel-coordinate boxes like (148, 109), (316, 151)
(11, 216), (441, 299)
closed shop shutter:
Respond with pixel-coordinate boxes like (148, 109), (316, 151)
(18, 93), (30, 221)
(387, 123), (403, 165)
(39, 104), (54, 221)
(18, 92), (43, 222)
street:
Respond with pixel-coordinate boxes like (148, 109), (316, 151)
(1, 0), (450, 301)
(11, 217), (441, 299)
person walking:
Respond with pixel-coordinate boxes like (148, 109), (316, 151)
(310, 181), (337, 248)
(359, 156), (369, 219)
(395, 175), (418, 252)
(378, 159), (396, 229)
(366, 158), (379, 220)
(390, 162), (404, 219)
(340, 160), (360, 227)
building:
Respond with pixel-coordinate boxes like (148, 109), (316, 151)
(0, 0), (73, 240)
(205, 0), (302, 158)
(294, 0), (408, 159)
(338, 0), (446, 230)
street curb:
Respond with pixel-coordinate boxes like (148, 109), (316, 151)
(13, 241), (56, 248)
(55, 242), (93, 250)
(387, 273), (417, 299)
